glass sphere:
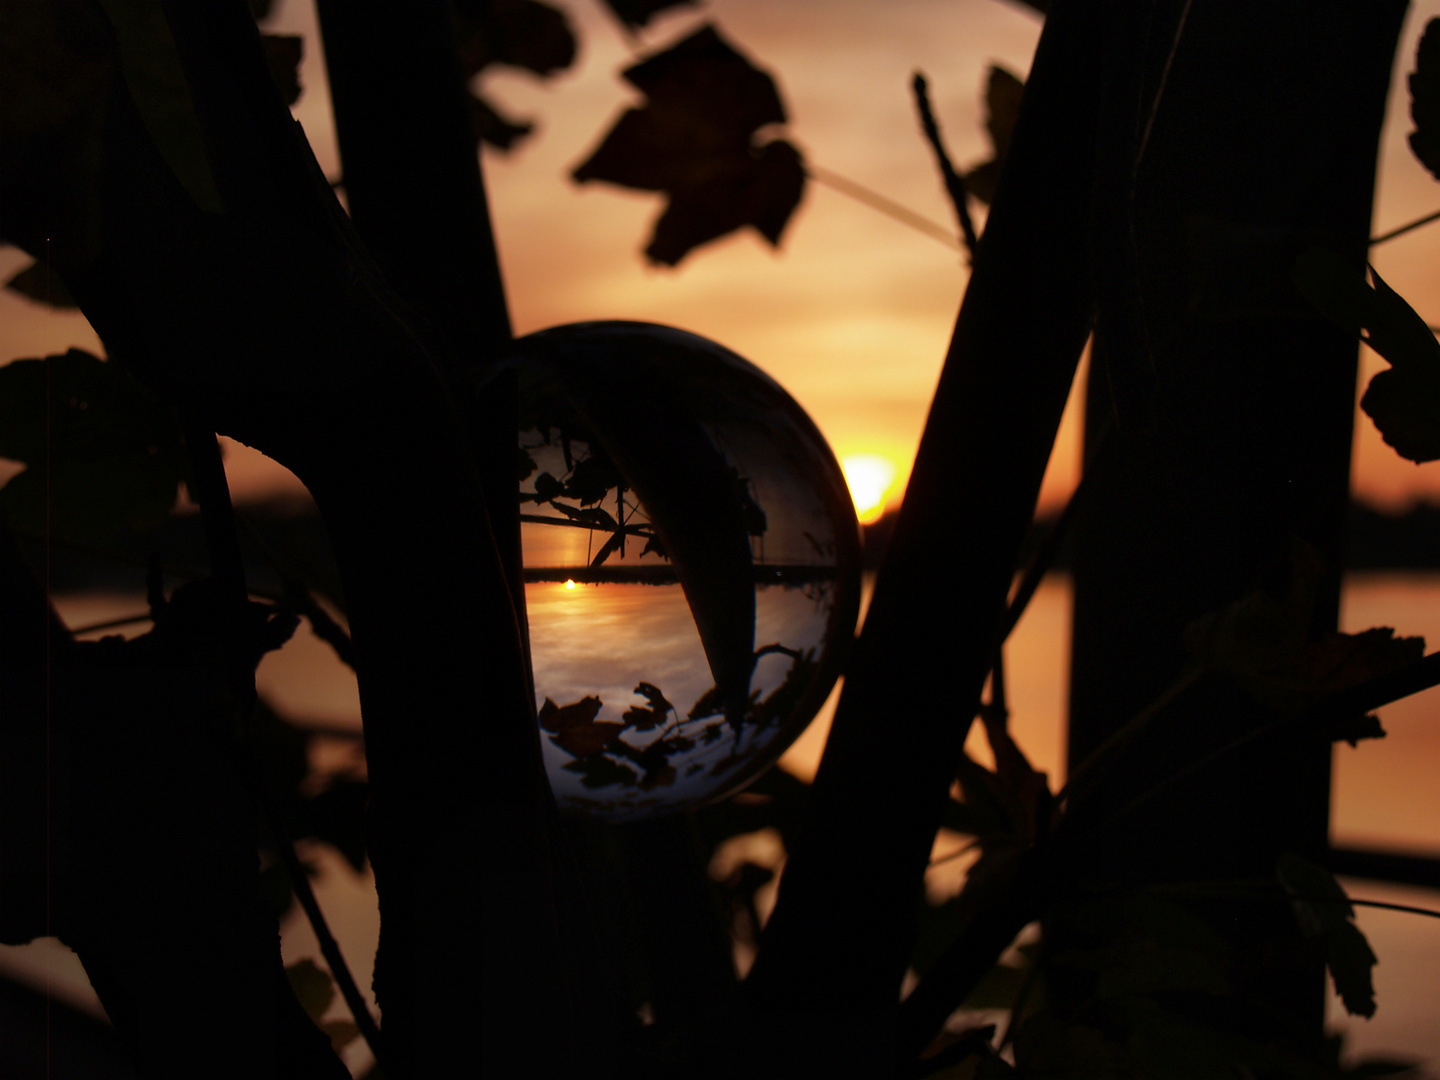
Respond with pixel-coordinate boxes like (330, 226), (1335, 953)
(508, 321), (861, 820)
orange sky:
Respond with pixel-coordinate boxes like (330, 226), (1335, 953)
(4, 0), (1440, 515)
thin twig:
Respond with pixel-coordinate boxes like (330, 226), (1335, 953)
(1371, 206), (1440, 246)
(68, 612), (154, 635)
(1055, 664), (1203, 807)
(1343, 897), (1440, 921)
(806, 163), (964, 251)
(265, 805), (389, 1065)
(912, 71), (980, 259)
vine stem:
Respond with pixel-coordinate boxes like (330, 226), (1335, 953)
(912, 71), (980, 259)
(1370, 206), (1440, 246)
(805, 163), (963, 251)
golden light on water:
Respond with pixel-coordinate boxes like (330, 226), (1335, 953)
(841, 454), (899, 524)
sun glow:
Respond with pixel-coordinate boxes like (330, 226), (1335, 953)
(563, 579), (577, 591)
(841, 454), (899, 524)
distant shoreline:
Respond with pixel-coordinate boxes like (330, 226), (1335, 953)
(17, 495), (1440, 601)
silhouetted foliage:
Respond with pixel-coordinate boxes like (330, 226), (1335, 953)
(572, 24), (806, 265)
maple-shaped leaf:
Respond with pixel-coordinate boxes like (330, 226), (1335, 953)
(571, 24), (805, 266)
(1184, 540), (1425, 714)
(1293, 248), (1440, 463)
(562, 754), (638, 789)
(622, 681), (674, 731)
(1277, 853), (1378, 1018)
(599, 0), (699, 33)
(1410, 18), (1440, 179)
(537, 694), (603, 733)
(453, 0), (576, 78)
(964, 66), (1024, 206)
(551, 720), (626, 757)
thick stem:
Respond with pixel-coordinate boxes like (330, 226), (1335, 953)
(744, 0), (1105, 1065)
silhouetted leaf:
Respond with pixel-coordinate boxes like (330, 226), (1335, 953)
(530, 470), (565, 504)
(453, 0), (576, 78)
(572, 24), (805, 265)
(469, 92), (533, 151)
(964, 66), (1024, 205)
(1293, 248), (1440, 463)
(0, 350), (188, 539)
(599, 0), (699, 32)
(538, 695), (603, 733)
(564, 452), (622, 505)
(285, 958), (335, 1021)
(5, 260), (78, 308)
(637, 763), (677, 790)
(1331, 713), (1386, 747)
(622, 681), (674, 731)
(1327, 921), (1380, 1019)
(1409, 18), (1440, 179)
(517, 447), (537, 482)
(702, 722), (724, 744)
(451, 0), (576, 150)
(563, 754), (638, 789)
(1277, 853), (1377, 1018)
(261, 33), (303, 106)
(689, 685), (724, 720)
(552, 720), (626, 757)
(1184, 539), (1424, 714)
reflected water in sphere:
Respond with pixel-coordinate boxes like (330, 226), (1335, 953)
(508, 322), (862, 820)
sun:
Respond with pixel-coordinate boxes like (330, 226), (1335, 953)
(840, 454), (899, 524)
(563, 579), (577, 591)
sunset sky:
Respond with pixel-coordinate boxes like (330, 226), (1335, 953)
(5, 0), (1440, 515)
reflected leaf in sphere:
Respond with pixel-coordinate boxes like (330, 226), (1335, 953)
(505, 322), (861, 820)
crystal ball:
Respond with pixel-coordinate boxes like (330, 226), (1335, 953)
(508, 322), (861, 820)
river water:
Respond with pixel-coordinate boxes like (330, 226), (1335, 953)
(3, 573), (1438, 1074)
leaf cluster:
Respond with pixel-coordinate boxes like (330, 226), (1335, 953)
(0, 349), (190, 540)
